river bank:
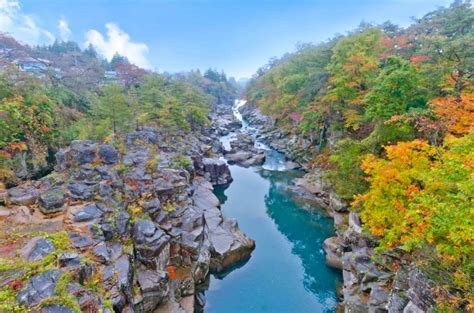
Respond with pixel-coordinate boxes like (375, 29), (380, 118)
(238, 101), (442, 313)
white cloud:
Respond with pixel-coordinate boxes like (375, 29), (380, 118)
(85, 23), (151, 69)
(58, 16), (71, 41)
(0, 0), (54, 45)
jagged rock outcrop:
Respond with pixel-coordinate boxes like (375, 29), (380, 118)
(239, 102), (313, 166)
(239, 101), (270, 126)
(0, 128), (255, 312)
(209, 103), (242, 135)
(202, 158), (233, 185)
(192, 179), (255, 272)
(224, 133), (266, 167)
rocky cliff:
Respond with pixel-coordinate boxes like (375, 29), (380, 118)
(0, 126), (254, 312)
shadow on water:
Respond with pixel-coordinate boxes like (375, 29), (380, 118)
(261, 169), (342, 297)
(213, 184), (229, 205)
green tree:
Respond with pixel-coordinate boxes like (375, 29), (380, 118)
(365, 57), (428, 121)
(110, 52), (129, 69)
(412, 0), (474, 97)
(93, 85), (132, 135)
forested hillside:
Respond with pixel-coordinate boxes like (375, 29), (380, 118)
(0, 35), (238, 186)
(246, 1), (473, 308)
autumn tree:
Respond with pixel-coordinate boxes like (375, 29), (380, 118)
(115, 63), (146, 88)
(431, 92), (474, 135)
(0, 92), (56, 182)
(325, 28), (388, 130)
(353, 134), (473, 292)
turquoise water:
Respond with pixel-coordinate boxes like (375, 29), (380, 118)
(201, 165), (342, 313)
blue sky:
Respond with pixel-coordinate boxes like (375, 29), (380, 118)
(1, 0), (452, 78)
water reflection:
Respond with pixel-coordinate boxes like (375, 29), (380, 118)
(262, 169), (341, 300)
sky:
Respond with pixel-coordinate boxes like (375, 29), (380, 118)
(0, 0), (453, 79)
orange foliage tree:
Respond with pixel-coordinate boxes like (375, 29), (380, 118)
(431, 92), (474, 135)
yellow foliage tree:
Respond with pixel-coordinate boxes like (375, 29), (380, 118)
(354, 134), (474, 290)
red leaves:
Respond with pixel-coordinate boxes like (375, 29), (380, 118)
(0, 150), (12, 159)
(410, 55), (430, 63)
(7, 279), (23, 291)
(115, 63), (146, 88)
(126, 179), (139, 191)
(287, 112), (302, 124)
(0, 142), (27, 160)
(0, 244), (15, 254)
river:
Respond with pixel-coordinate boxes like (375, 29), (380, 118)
(200, 100), (342, 313)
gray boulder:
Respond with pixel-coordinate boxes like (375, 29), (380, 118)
(8, 185), (39, 205)
(370, 284), (390, 308)
(21, 237), (55, 262)
(39, 188), (65, 214)
(137, 269), (169, 311)
(92, 243), (111, 264)
(202, 158), (232, 185)
(67, 182), (97, 200)
(225, 151), (252, 164)
(143, 198), (161, 217)
(98, 144), (119, 164)
(115, 211), (130, 237)
(70, 140), (98, 165)
(69, 232), (95, 249)
(132, 220), (170, 268)
(58, 252), (81, 267)
(17, 270), (62, 306)
(123, 149), (150, 166)
(73, 204), (103, 222)
(242, 153), (265, 167)
(225, 150), (265, 168)
(127, 129), (160, 145)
